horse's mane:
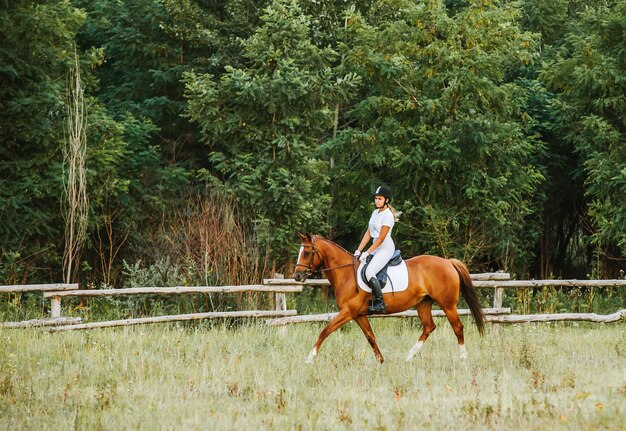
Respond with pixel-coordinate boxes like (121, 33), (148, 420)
(311, 235), (353, 256)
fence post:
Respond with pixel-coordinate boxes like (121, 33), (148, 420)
(274, 273), (287, 311)
(50, 296), (62, 318)
(491, 286), (504, 334)
(493, 287), (504, 309)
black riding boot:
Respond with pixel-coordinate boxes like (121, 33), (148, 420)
(367, 277), (387, 315)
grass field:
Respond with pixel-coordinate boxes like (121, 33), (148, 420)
(1, 319), (624, 430)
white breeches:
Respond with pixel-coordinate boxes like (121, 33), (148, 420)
(365, 246), (395, 280)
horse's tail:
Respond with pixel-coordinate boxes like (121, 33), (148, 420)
(450, 258), (485, 336)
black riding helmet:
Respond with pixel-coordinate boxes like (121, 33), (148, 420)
(372, 185), (392, 200)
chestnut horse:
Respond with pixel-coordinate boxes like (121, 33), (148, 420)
(293, 233), (485, 364)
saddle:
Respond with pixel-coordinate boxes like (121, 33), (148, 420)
(360, 250), (403, 288)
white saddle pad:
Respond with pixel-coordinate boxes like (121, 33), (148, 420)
(357, 260), (409, 293)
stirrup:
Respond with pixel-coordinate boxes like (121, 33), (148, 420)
(367, 301), (387, 315)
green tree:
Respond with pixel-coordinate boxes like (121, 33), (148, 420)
(520, 0), (569, 46)
(324, 0), (543, 272)
(0, 1), (86, 281)
(185, 0), (359, 264)
(75, 0), (187, 143)
(74, 0), (199, 282)
(540, 0), (626, 276)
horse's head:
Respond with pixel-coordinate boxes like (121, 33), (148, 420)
(293, 232), (324, 282)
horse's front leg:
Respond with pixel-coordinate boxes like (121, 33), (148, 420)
(306, 309), (354, 364)
(354, 315), (384, 363)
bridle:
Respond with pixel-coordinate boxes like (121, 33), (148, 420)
(295, 237), (356, 278)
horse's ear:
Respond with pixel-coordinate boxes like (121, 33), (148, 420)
(297, 232), (311, 242)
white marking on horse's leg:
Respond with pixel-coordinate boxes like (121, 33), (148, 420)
(459, 344), (468, 361)
(406, 341), (424, 362)
(305, 346), (318, 365)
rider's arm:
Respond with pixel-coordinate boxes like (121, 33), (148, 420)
(356, 229), (371, 253)
(366, 225), (390, 254)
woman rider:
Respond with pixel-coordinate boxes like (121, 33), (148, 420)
(354, 186), (398, 314)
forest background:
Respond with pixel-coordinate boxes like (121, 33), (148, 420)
(1, 0), (625, 291)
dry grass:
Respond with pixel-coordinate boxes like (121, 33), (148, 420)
(1, 320), (624, 430)
(163, 194), (270, 286)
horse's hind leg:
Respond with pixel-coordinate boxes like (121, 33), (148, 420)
(354, 315), (384, 363)
(406, 298), (436, 362)
(442, 306), (467, 360)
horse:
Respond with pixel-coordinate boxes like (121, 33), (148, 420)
(292, 233), (485, 364)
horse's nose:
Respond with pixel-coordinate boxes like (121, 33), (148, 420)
(293, 272), (302, 282)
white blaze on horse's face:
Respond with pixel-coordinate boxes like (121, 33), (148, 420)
(298, 246), (304, 265)
(294, 245), (310, 281)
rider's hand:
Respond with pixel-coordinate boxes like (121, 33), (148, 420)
(353, 250), (361, 258)
(359, 251), (369, 263)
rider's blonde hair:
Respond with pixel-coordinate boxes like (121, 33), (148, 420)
(388, 204), (401, 222)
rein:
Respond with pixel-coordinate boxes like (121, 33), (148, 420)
(295, 237), (356, 278)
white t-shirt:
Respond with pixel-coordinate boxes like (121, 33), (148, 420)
(368, 207), (395, 251)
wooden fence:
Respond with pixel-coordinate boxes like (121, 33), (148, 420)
(1, 274), (625, 330)
(264, 274), (626, 326)
(1, 282), (299, 329)
(0, 283), (82, 328)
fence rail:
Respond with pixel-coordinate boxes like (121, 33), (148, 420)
(47, 310), (297, 332)
(267, 307), (512, 326)
(0, 317), (82, 329)
(485, 309), (626, 323)
(42, 285), (303, 298)
(473, 279), (626, 288)
(0, 283), (78, 293)
(264, 277), (626, 289)
(264, 272), (512, 286)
